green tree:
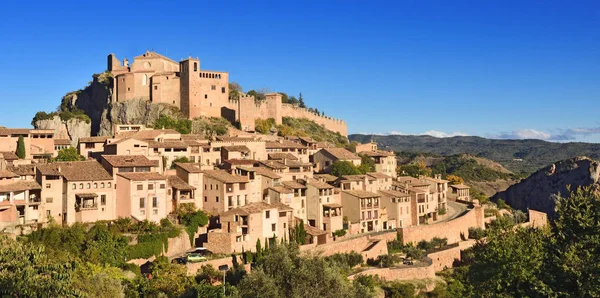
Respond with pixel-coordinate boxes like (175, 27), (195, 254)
(229, 82), (242, 101)
(153, 114), (192, 134)
(546, 187), (600, 297)
(170, 156), (190, 169)
(16, 135), (26, 159)
(237, 269), (281, 298)
(331, 160), (361, 177)
(53, 147), (85, 162)
(295, 221), (307, 245)
(298, 92), (306, 108)
(0, 236), (79, 297)
(278, 92), (289, 103)
(358, 154), (376, 174)
(71, 262), (126, 298)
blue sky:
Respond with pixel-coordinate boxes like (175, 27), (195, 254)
(1, 0), (599, 142)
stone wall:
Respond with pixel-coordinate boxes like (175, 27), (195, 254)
(399, 206), (485, 245)
(348, 264), (435, 281)
(428, 245), (461, 272)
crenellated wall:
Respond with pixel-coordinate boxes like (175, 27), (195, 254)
(227, 94), (348, 136)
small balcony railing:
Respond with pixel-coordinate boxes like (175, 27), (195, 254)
(76, 202), (98, 212)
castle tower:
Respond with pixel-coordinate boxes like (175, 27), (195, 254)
(265, 93), (283, 125)
(179, 58), (201, 118)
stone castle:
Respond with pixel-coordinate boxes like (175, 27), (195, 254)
(107, 51), (347, 136)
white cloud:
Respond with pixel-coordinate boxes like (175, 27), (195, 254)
(490, 129), (552, 140)
(422, 130), (469, 138)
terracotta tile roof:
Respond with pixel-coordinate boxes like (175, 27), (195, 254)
(316, 142), (335, 148)
(0, 128), (30, 135)
(108, 138), (149, 146)
(175, 163), (204, 173)
(215, 136), (257, 142)
(167, 175), (196, 190)
(378, 189), (410, 198)
(298, 136), (316, 143)
(268, 153), (298, 161)
(342, 189), (381, 199)
(259, 160), (288, 170)
(37, 161), (113, 181)
(76, 193), (98, 198)
(305, 178), (334, 189)
(253, 167), (282, 179)
(282, 180), (307, 189)
(221, 202), (276, 216)
(268, 186), (293, 194)
(147, 140), (188, 149)
(203, 170), (249, 183)
(319, 148), (360, 160)
(0, 152), (19, 161)
(117, 172), (166, 181)
(366, 172), (392, 179)
(79, 136), (109, 143)
(0, 170), (18, 179)
(284, 160), (313, 167)
(396, 176), (430, 186)
(450, 184), (470, 189)
(304, 225), (327, 236)
(359, 150), (395, 157)
(313, 174), (338, 183)
(0, 181), (41, 192)
(225, 159), (258, 166)
(323, 203), (343, 208)
(181, 134), (206, 141)
(116, 129), (180, 140)
(223, 145), (250, 153)
(9, 165), (35, 176)
(101, 155), (158, 167)
(271, 202), (293, 211)
(424, 176), (449, 184)
(265, 140), (306, 149)
(53, 139), (71, 146)
(340, 175), (375, 181)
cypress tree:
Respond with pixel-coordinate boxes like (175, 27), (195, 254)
(16, 136), (25, 159)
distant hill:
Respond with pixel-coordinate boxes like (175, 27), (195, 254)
(350, 134), (600, 174)
(493, 156), (600, 218)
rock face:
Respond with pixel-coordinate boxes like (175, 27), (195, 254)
(66, 77), (181, 136)
(34, 115), (91, 147)
(493, 156), (600, 218)
(98, 99), (181, 136)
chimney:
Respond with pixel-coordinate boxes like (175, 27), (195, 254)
(57, 166), (61, 172)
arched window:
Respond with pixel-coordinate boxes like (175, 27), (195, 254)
(101, 182), (105, 188)
(107, 182), (112, 188)
(193, 62), (197, 72)
(94, 183), (97, 189)
(79, 183), (83, 189)
(142, 74), (147, 86)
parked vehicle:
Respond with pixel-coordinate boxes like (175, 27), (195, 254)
(187, 253), (207, 263)
(402, 258), (414, 265)
(171, 256), (188, 265)
(187, 247), (212, 256)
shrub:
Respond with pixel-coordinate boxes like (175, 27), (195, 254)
(332, 229), (347, 238)
(325, 252), (363, 268)
(468, 227), (487, 240)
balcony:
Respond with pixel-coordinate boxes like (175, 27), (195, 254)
(76, 202), (98, 212)
(29, 197), (42, 204)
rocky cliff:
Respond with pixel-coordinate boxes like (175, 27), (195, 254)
(493, 156), (600, 218)
(33, 115), (91, 147)
(63, 74), (181, 136)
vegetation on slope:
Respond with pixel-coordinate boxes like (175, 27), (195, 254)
(442, 187), (600, 297)
(153, 114), (232, 137)
(255, 117), (348, 147)
(351, 134), (600, 174)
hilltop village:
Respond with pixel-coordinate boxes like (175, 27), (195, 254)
(0, 51), (551, 296)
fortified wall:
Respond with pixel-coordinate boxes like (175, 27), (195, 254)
(225, 93), (348, 136)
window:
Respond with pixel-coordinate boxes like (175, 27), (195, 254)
(160, 184), (165, 189)
(72, 184), (76, 190)
(101, 182), (105, 188)
(142, 74), (147, 86)
(94, 183), (97, 189)
(153, 209), (158, 215)
(271, 223), (276, 232)
(204, 196), (207, 202)
(148, 184), (154, 190)
(154, 85), (158, 90)
(101, 195), (106, 206)
(32, 205), (38, 210)
(85, 143), (94, 149)
(265, 211), (270, 219)
(152, 197), (158, 208)
(216, 184), (219, 190)
(46, 197), (53, 203)
(107, 182), (112, 188)
(204, 184), (207, 190)
(204, 94), (208, 99)
(221, 87), (226, 93)
(139, 198), (145, 209)
(45, 184), (51, 189)
(211, 85), (216, 90)
(137, 184), (143, 190)
(86, 183), (91, 189)
(79, 183), (83, 189)
(216, 196), (219, 202)
(283, 223), (286, 229)
(46, 210), (51, 217)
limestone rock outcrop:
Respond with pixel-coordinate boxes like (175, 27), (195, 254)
(33, 115), (91, 147)
(98, 99), (181, 136)
(493, 156), (600, 218)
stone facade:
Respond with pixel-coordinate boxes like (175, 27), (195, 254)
(107, 51), (347, 136)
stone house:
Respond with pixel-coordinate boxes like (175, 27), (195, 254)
(341, 190), (382, 234)
(166, 175), (197, 212)
(204, 202), (293, 254)
(78, 136), (108, 159)
(313, 148), (361, 173)
(202, 170), (250, 215)
(0, 169), (42, 229)
(379, 189), (413, 228)
(116, 172), (169, 222)
(305, 179), (343, 235)
(449, 184), (471, 202)
(0, 128), (56, 161)
(359, 150), (398, 178)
